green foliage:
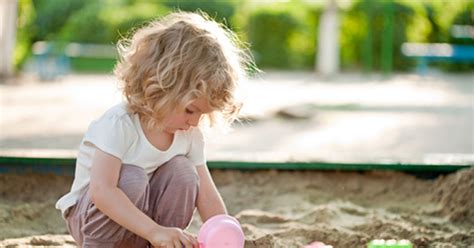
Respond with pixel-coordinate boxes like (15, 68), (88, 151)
(248, 9), (296, 68)
(14, 0), (36, 70)
(14, 0), (472, 72)
(103, 2), (170, 41)
(245, 3), (321, 69)
(57, 2), (170, 43)
(162, 0), (237, 28)
(289, 7), (320, 69)
(401, 0), (473, 72)
(449, 5), (474, 45)
(443, 5), (474, 71)
(341, 0), (415, 71)
(32, 0), (88, 41)
(57, 3), (113, 43)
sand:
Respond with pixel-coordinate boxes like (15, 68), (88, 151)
(0, 167), (473, 247)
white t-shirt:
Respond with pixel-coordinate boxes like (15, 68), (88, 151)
(55, 102), (206, 215)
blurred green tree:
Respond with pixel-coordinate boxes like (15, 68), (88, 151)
(244, 2), (321, 69)
(161, 0), (237, 28)
(341, 0), (414, 71)
(32, 0), (88, 41)
(58, 2), (170, 43)
(14, 0), (36, 70)
(13, 0), (472, 72)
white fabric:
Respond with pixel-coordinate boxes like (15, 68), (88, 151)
(55, 102), (206, 215)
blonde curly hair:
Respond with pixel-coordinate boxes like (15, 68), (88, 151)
(114, 11), (253, 130)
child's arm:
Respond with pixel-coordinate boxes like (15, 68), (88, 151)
(196, 164), (227, 222)
(90, 148), (197, 247)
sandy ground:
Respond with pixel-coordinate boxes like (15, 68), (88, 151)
(0, 167), (473, 247)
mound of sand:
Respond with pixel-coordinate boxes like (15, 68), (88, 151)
(1, 168), (473, 247)
(226, 169), (474, 247)
(0, 234), (76, 247)
(432, 166), (474, 225)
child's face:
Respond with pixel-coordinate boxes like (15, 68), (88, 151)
(162, 97), (213, 133)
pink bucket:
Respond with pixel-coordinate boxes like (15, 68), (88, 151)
(197, 214), (245, 248)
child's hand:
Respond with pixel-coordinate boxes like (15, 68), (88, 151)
(150, 226), (199, 248)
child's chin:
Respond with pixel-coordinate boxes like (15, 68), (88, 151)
(169, 128), (183, 133)
(163, 128), (176, 134)
(166, 127), (188, 133)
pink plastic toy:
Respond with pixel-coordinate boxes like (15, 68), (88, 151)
(304, 241), (333, 248)
(197, 214), (245, 248)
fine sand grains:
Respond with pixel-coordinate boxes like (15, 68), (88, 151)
(0, 167), (473, 247)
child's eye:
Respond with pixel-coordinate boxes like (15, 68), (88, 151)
(185, 108), (194, 114)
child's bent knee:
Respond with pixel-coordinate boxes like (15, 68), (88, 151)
(118, 164), (149, 203)
(167, 156), (199, 185)
(167, 155), (193, 166)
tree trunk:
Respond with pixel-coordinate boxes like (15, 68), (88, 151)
(316, 0), (340, 77)
(0, 0), (18, 78)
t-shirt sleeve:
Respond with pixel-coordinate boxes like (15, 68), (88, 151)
(187, 128), (206, 166)
(82, 114), (136, 160)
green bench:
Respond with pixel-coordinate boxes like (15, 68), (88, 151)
(401, 42), (474, 74)
(32, 41), (117, 80)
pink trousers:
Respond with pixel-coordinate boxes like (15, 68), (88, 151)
(65, 156), (200, 247)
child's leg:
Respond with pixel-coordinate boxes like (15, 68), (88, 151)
(66, 164), (150, 248)
(148, 155), (200, 229)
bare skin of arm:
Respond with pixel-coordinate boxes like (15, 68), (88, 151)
(196, 164), (227, 222)
(89, 149), (198, 248)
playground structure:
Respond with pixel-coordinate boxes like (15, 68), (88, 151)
(401, 42), (474, 74)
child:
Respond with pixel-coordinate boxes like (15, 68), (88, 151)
(56, 11), (252, 248)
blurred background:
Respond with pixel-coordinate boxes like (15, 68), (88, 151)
(0, 0), (473, 164)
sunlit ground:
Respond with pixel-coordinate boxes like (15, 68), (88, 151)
(1, 71), (472, 164)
